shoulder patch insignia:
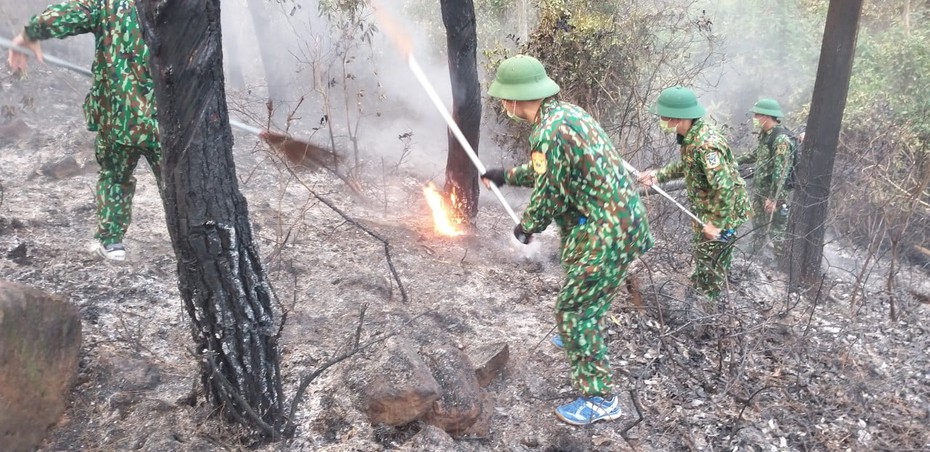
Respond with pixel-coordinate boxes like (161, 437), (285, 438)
(532, 151), (547, 174)
(704, 151), (720, 168)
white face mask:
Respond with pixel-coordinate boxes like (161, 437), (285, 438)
(752, 117), (763, 129)
(504, 100), (526, 123)
(659, 119), (677, 134)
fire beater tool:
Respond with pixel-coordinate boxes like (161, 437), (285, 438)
(620, 160), (735, 242)
(406, 54), (521, 226)
(1, 35), (337, 171)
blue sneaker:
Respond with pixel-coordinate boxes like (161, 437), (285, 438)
(551, 334), (564, 349)
(555, 395), (623, 426)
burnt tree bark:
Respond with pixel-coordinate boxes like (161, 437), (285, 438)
(440, 0), (481, 222)
(785, 0), (864, 289)
(137, 0), (286, 437)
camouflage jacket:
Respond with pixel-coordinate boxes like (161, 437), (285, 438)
(737, 127), (793, 201)
(24, 0), (159, 149)
(505, 98), (654, 268)
(655, 118), (750, 230)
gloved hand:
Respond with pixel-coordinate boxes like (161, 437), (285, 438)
(718, 229), (736, 243)
(513, 224), (532, 244)
(481, 168), (506, 188)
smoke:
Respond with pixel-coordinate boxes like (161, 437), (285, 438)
(219, 0), (456, 179)
(692, 0), (824, 142)
(512, 234), (545, 261)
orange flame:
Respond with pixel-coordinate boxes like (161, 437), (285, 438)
(423, 182), (464, 237)
(371, 0), (413, 57)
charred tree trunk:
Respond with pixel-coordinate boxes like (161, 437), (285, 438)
(440, 0), (481, 222)
(785, 0), (863, 290)
(137, 0), (285, 437)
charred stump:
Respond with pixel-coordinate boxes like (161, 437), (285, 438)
(440, 0), (481, 223)
(137, 0), (286, 437)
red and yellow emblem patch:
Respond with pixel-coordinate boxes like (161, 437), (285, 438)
(532, 151), (547, 174)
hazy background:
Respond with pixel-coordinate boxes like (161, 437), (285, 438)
(1, 0), (827, 175)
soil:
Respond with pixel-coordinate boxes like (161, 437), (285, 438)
(2, 64), (929, 452)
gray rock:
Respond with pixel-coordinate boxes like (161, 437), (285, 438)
(421, 342), (483, 436)
(0, 280), (81, 452)
(402, 424), (458, 451)
(457, 389), (493, 439)
(38, 155), (85, 180)
(0, 118), (32, 146)
(469, 341), (509, 388)
(344, 336), (441, 426)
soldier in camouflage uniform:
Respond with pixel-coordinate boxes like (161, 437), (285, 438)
(736, 98), (793, 259)
(482, 55), (654, 426)
(8, 0), (160, 261)
(638, 87), (750, 300)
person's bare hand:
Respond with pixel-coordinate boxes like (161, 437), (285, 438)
(764, 198), (776, 214)
(7, 33), (43, 74)
(637, 170), (658, 188)
(702, 222), (721, 241)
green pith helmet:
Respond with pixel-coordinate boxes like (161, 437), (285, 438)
(751, 98), (783, 118)
(651, 86), (706, 119)
(487, 55), (560, 101)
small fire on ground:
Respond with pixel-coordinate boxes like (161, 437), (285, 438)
(422, 182), (465, 237)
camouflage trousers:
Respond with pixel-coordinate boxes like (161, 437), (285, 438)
(691, 231), (737, 300)
(94, 136), (162, 245)
(749, 194), (790, 257)
(555, 259), (628, 397)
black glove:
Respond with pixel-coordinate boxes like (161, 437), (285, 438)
(482, 168), (506, 187)
(513, 224), (532, 244)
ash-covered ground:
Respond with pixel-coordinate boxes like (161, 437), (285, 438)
(2, 64), (929, 452)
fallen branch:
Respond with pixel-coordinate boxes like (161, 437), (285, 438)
(880, 173), (930, 210)
(282, 308), (434, 437)
(619, 389), (645, 437)
(278, 164), (409, 303)
(529, 324), (559, 353)
(734, 385), (774, 424)
(317, 197), (410, 303)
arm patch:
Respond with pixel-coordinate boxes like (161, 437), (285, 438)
(704, 151), (721, 168)
(532, 151), (547, 174)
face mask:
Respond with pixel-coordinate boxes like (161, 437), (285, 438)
(752, 117), (763, 129)
(504, 101), (526, 123)
(659, 119), (677, 134)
